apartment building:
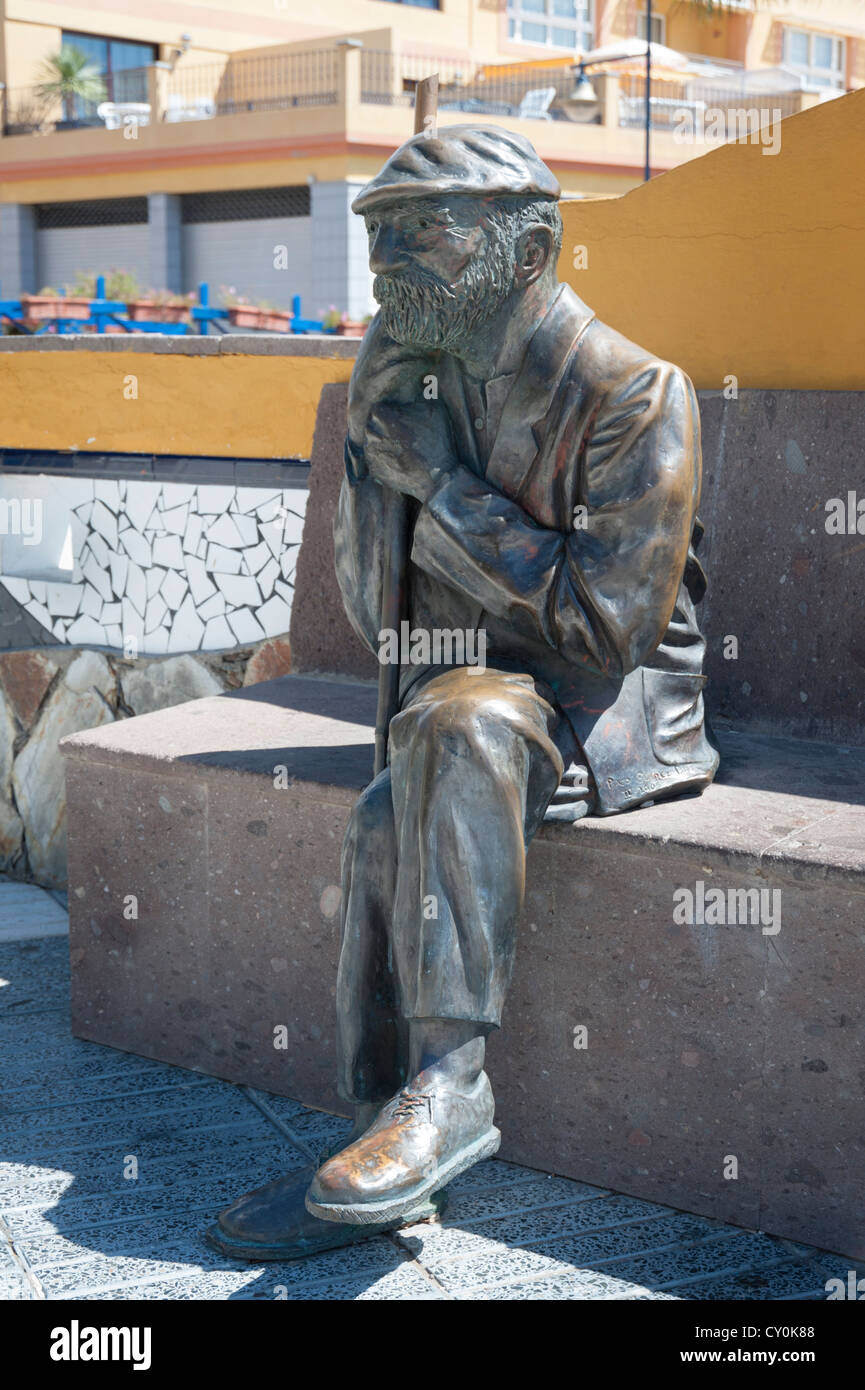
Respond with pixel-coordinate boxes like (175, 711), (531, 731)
(0, 0), (861, 317)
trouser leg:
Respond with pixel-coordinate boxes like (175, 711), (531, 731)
(335, 768), (407, 1106)
(386, 667), (564, 1028)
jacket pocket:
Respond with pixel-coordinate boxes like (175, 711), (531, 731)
(642, 668), (708, 766)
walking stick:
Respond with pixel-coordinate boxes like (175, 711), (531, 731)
(373, 75), (439, 779)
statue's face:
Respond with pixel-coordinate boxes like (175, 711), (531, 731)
(365, 196), (517, 351)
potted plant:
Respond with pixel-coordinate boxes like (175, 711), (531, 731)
(335, 310), (371, 338)
(221, 287), (291, 332)
(126, 289), (194, 323)
(20, 284), (91, 322)
(35, 45), (106, 130)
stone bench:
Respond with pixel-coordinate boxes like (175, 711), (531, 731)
(63, 673), (865, 1260)
(62, 382), (865, 1260)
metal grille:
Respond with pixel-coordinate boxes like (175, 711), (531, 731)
(360, 50), (577, 121)
(180, 187), (310, 224)
(36, 198), (148, 229)
(165, 51), (339, 119)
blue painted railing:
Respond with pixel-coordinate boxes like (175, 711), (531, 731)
(0, 280), (325, 335)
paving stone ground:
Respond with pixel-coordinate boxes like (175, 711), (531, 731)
(0, 880), (857, 1301)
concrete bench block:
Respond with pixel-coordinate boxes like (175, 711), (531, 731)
(62, 674), (865, 1259)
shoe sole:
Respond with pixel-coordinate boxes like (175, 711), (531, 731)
(203, 1187), (448, 1262)
(304, 1125), (501, 1226)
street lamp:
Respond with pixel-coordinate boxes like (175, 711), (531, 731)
(561, 18), (655, 182)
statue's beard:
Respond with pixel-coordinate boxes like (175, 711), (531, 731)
(373, 240), (515, 350)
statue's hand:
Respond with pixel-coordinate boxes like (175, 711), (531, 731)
(347, 313), (436, 448)
(364, 401), (454, 504)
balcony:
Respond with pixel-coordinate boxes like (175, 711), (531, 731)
(0, 45), (822, 188)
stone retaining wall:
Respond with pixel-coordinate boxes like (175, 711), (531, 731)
(0, 636), (291, 887)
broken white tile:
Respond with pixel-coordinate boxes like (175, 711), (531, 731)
(81, 551), (113, 603)
(280, 548), (298, 581)
(143, 626), (169, 655)
(120, 528), (152, 569)
(202, 615), (236, 650)
(94, 479), (121, 512)
(121, 597), (145, 646)
(0, 578), (29, 603)
(208, 513), (246, 549)
(237, 487), (279, 513)
(86, 530), (110, 569)
(124, 481), (159, 531)
(108, 552), (128, 598)
(160, 569), (187, 610)
(214, 573), (260, 607)
(28, 599), (54, 632)
(145, 592), (168, 632)
(101, 601), (122, 625)
(183, 512), (203, 555)
(69, 512), (88, 563)
(90, 499), (118, 550)
(198, 485), (234, 513)
(52, 619), (67, 641)
(168, 593), (204, 652)
(197, 591), (227, 621)
(259, 518), (284, 559)
(226, 511), (258, 546)
(206, 542), (242, 575)
(186, 554), (216, 605)
(104, 623), (123, 650)
(145, 565), (165, 598)
(80, 584), (102, 620)
(258, 557), (279, 599)
(152, 534), (183, 569)
(197, 537), (208, 559)
(161, 504), (188, 537)
(274, 579), (293, 604)
(256, 495), (284, 522)
(28, 580), (47, 603)
(282, 510), (306, 547)
(244, 541), (271, 575)
(257, 593), (292, 637)
(159, 483), (197, 508)
(227, 607), (265, 644)
(74, 500), (93, 527)
(65, 613), (106, 646)
(125, 560), (146, 617)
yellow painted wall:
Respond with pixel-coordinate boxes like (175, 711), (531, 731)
(560, 86), (865, 390)
(0, 350), (353, 458)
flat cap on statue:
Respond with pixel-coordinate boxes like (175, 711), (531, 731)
(351, 124), (561, 213)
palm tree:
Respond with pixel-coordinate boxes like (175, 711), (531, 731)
(35, 46), (106, 124)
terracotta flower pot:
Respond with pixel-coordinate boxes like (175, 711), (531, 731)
(126, 300), (190, 323)
(20, 295), (91, 321)
(335, 320), (368, 337)
(228, 305), (292, 332)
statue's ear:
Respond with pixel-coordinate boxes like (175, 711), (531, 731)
(515, 224), (554, 285)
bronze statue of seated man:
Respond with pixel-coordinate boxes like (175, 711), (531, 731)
(210, 125), (717, 1259)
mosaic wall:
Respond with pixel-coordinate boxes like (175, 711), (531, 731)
(0, 478), (306, 655)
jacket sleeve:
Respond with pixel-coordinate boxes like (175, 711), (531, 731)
(332, 460), (387, 657)
(410, 360), (701, 680)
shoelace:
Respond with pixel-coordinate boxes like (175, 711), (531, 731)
(390, 1090), (431, 1122)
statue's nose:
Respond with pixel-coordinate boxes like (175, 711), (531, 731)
(369, 225), (408, 276)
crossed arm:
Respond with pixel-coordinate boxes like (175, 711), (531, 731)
(335, 321), (700, 683)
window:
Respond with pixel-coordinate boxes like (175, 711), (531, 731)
(61, 30), (157, 110)
(636, 12), (665, 46)
(508, 0), (593, 52)
(783, 27), (845, 89)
